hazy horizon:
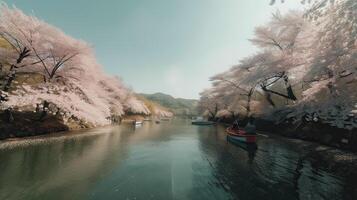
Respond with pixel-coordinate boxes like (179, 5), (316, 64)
(4, 0), (303, 99)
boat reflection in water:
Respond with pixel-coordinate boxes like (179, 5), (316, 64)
(227, 136), (258, 163)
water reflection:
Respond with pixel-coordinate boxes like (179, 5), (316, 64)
(0, 127), (131, 200)
(0, 120), (355, 200)
(195, 123), (351, 200)
(226, 138), (258, 164)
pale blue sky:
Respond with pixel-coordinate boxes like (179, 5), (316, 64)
(3, 0), (302, 99)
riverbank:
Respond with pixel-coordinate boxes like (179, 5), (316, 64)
(278, 136), (357, 178)
(0, 110), (95, 139)
(0, 111), (142, 140)
(216, 118), (357, 179)
(216, 116), (357, 152)
(0, 110), (173, 140)
(259, 119), (357, 152)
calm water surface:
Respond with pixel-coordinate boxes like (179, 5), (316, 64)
(0, 119), (356, 200)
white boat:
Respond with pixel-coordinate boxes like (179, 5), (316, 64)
(191, 117), (215, 125)
(134, 121), (143, 126)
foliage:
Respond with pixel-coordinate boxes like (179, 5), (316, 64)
(0, 5), (151, 126)
(134, 94), (173, 118)
(139, 93), (198, 116)
(199, 0), (357, 130)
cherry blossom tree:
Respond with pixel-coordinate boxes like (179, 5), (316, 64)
(0, 5), (153, 126)
(298, 0), (357, 129)
(30, 25), (89, 81)
(199, 0), (356, 130)
(0, 5), (40, 91)
(249, 11), (308, 104)
(197, 89), (223, 119)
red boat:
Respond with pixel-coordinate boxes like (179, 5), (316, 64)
(226, 127), (256, 143)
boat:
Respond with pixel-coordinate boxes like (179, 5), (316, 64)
(191, 117), (215, 125)
(134, 121), (143, 126)
(226, 127), (256, 143)
(191, 121), (215, 125)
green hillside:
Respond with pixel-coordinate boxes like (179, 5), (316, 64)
(138, 93), (198, 116)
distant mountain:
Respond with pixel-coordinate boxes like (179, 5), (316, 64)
(138, 93), (198, 116)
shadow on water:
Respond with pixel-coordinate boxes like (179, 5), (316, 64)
(0, 126), (134, 200)
(195, 124), (355, 200)
(0, 120), (356, 200)
(227, 140), (258, 164)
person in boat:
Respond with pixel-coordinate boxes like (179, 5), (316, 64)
(244, 116), (256, 135)
(232, 119), (239, 130)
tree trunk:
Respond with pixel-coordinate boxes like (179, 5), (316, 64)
(283, 75), (297, 101)
(246, 88), (254, 117)
(3, 47), (30, 92)
(261, 75), (297, 102)
(39, 100), (49, 121)
(3, 64), (17, 92)
(5, 108), (14, 123)
(265, 92), (276, 107)
(0, 91), (6, 102)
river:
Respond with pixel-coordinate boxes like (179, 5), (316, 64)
(0, 119), (356, 200)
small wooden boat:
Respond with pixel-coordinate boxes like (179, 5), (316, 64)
(134, 121), (143, 126)
(226, 127), (256, 143)
(191, 121), (215, 125)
